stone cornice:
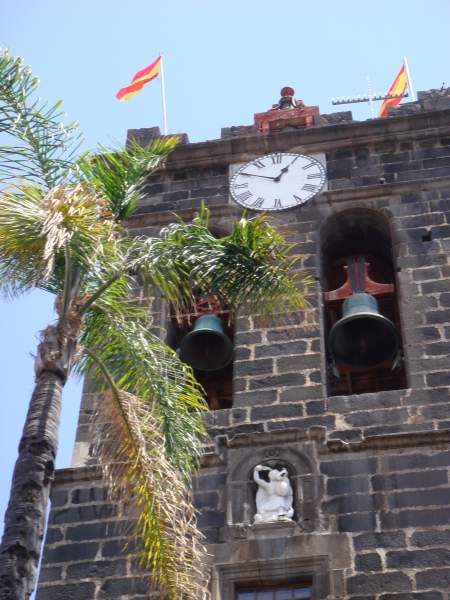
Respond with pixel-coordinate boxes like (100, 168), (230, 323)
(217, 426), (327, 450)
(326, 428), (450, 453)
(319, 175), (450, 205)
(52, 428), (450, 487)
(160, 109), (450, 171)
(53, 464), (102, 485)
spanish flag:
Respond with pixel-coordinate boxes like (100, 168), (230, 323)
(379, 64), (408, 117)
(116, 55), (161, 101)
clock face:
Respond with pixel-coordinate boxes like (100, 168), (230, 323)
(230, 152), (326, 211)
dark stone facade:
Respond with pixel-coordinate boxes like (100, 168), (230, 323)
(37, 95), (450, 599)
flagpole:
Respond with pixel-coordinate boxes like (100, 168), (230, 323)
(367, 76), (375, 118)
(403, 56), (416, 102)
(159, 53), (168, 135)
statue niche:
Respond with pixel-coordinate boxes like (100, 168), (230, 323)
(224, 431), (324, 532)
(253, 463), (294, 524)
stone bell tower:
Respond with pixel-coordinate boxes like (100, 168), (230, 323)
(37, 87), (450, 599)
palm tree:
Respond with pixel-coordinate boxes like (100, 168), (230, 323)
(0, 52), (309, 600)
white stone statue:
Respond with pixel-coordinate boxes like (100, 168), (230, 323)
(253, 464), (294, 524)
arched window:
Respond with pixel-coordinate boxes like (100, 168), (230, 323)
(321, 208), (407, 396)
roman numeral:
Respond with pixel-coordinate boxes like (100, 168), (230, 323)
(302, 162), (315, 170)
(271, 154), (283, 164)
(236, 191), (253, 203)
(273, 198), (283, 209)
(252, 159), (265, 169)
(233, 182), (249, 189)
(302, 183), (318, 193)
(307, 173), (322, 179)
(293, 194), (305, 204)
(249, 197), (265, 208)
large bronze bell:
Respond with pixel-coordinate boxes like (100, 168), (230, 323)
(179, 315), (233, 371)
(328, 292), (399, 368)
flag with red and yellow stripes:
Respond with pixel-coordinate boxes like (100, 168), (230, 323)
(379, 64), (408, 117)
(116, 55), (161, 101)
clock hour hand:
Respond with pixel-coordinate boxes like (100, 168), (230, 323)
(274, 157), (299, 181)
(274, 165), (290, 182)
(240, 172), (278, 181)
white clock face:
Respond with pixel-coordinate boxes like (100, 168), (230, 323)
(230, 153), (326, 211)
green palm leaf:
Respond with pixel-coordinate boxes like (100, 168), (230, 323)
(0, 51), (82, 188)
(133, 204), (310, 316)
(91, 385), (209, 600)
(77, 136), (178, 221)
(78, 299), (207, 480)
(0, 182), (119, 298)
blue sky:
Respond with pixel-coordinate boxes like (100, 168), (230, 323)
(1, 0), (450, 538)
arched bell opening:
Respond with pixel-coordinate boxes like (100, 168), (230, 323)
(166, 295), (234, 410)
(320, 208), (407, 396)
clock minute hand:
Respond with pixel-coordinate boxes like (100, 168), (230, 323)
(240, 172), (278, 181)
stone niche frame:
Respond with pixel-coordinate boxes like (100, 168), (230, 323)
(217, 428), (325, 534)
(214, 555), (331, 600)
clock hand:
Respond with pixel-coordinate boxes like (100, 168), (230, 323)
(240, 172), (278, 181)
(274, 157), (299, 181)
(274, 165), (290, 182)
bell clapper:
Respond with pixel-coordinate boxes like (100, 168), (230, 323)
(330, 359), (340, 379)
(391, 351), (403, 372)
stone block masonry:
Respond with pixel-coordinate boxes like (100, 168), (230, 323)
(38, 99), (450, 599)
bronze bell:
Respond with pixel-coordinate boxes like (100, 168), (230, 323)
(178, 315), (233, 372)
(328, 292), (399, 368)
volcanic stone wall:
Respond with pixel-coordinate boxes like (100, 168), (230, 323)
(37, 106), (450, 599)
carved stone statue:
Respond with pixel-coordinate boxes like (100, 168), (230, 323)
(253, 464), (294, 524)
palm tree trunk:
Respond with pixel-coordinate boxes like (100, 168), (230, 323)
(0, 325), (75, 600)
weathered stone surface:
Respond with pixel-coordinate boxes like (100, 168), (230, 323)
(347, 572), (412, 594)
(36, 582), (96, 600)
(321, 457), (378, 478)
(338, 512), (377, 532)
(386, 548), (450, 569)
(353, 531), (406, 551)
(380, 594), (442, 600)
(415, 568), (450, 589)
(43, 542), (99, 563)
(355, 553), (382, 572)
(327, 476), (369, 496)
(411, 529), (450, 547)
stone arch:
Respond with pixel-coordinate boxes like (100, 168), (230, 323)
(319, 207), (407, 396)
(165, 219), (235, 410)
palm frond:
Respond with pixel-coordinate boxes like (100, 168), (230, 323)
(0, 50), (82, 188)
(0, 184), (48, 297)
(0, 182), (119, 298)
(77, 136), (178, 221)
(41, 183), (119, 276)
(76, 273), (209, 594)
(92, 385), (209, 600)
(132, 205), (310, 316)
(77, 290), (207, 479)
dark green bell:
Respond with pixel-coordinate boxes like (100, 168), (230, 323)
(179, 315), (233, 371)
(328, 293), (399, 368)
